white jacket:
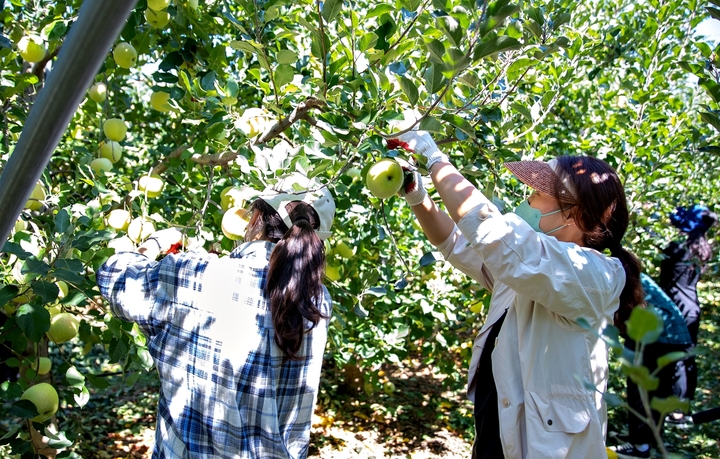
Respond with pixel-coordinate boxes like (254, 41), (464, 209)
(437, 202), (625, 459)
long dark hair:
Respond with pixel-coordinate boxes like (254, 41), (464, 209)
(554, 156), (644, 333)
(245, 199), (328, 361)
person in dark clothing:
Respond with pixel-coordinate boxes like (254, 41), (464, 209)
(658, 204), (717, 424)
(610, 273), (693, 458)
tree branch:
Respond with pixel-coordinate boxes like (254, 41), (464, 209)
(150, 97), (326, 171)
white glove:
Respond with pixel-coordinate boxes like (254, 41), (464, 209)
(398, 169), (427, 206)
(138, 228), (184, 258)
(387, 131), (448, 170)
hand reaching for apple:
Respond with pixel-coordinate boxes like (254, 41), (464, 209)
(137, 228), (185, 259)
(386, 131), (449, 171)
(398, 167), (427, 207)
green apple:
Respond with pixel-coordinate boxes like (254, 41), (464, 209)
(325, 264), (341, 281)
(365, 159), (404, 199)
(113, 42), (137, 69)
(346, 167), (362, 180)
(99, 140), (123, 163)
(56, 281), (69, 299)
(220, 186), (247, 211)
(47, 313), (80, 343)
(334, 241), (354, 259)
(184, 0), (199, 9)
(18, 35), (46, 63)
(383, 381), (396, 395)
(138, 174), (165, 198)
(222, 207), (249, 240)
(150, 91), (172, 112)
(127, 218), (155, 243)
(147, 0), (171, 10)
(46, 304), (62, 317)
(88, 82), (107, 103)
(145, 8), (170, 28)
(106, 209), (132, 231)
(103, 118), (127, 142)
(25, 182), (46, 211)
(14, 218), (28, 233)
(32, 357), (52, 375)
(20, 383), (59, 422)
(90, 157), (113, 174)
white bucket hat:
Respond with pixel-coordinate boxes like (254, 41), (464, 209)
(258, 173), (336, 240)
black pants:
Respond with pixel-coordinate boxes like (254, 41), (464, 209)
(626, 340), (688, 445)
(674, 318), (698, 400)
(471, 312), (506, 459)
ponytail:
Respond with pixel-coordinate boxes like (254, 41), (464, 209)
(265, 205), (328, 361)
(609, 245), (644, 335)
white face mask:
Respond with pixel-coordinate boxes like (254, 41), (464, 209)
(514, 199), (568, 235)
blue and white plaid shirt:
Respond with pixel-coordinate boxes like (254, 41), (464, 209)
(96, 241), (332, 459)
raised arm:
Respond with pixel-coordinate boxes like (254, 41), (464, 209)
(389, 131), (489, 222)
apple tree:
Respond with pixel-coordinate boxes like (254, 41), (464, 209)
(0, 0), (718, 455)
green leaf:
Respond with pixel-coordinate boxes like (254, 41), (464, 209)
(274, 64), (295, 88)
(85, 374), (111, 390)
(9, 399), (39, 420)
(73, 386), (90, 408)
(474, 36), (522, 60)
(0, 285), (20, 308)
(440, 113), (475, 138)
(54, 209), (70, 234)
(1, 241), (32, 260)
(275, 49), (297, 65)
(418, 116), (443, 133)
(15, 303), (51, 342)
(603, 391), (625, 407)
(228, 40), (260, 54)
(30, 281), (59, 304)
(700, 111), (720, 133)
(66, 366), (86, 388)
(436, 16), (463, 47)
(656, 351), (689, 370)
(22, 257), (51, 280)
(626, 306), (663, 344)
(526, 6), (544, 26)
(423, 64), (444, 95)
(426, 39), (445, 63)
(651, 396), (690, 416)
(46, 429), (74, 449)
(707, 6), (720, 21)
(419, 251), (443, 267)
(552, 12), (571, 31)
(358, 32), (379, 52)
(622, 363), (660, 391)
(524, 20), (543, 39)
(398, 75), (418, 105)
(321, 0), (343, 23)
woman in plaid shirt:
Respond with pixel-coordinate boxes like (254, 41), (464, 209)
(97, 175), (336, 459)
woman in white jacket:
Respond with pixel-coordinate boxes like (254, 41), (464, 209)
(388, 132), (643, 459)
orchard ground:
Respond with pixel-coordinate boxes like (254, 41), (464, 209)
(2, 286), (719, 458)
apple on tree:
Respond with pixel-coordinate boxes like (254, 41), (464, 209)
(325, 264), (341, 282)
(138, 174), (165, 198)
(24, 182), (46, 211)
(99, 140), (123, 163)
(32, 357), (52, 375)
(18, 35), (46, 63)
(147, 0), (171, 10)
(334, 241), (354, 258)
(222, 207), (250, 240)
(145, 8), (170, 28)
(47, 313), (80, 344)
(365, 159), (404, 199)
(113, 42), (137, 69)
(90, 157), (113, 174)
(103, 118), (127, 142)
(88, 82), (107, 103)
(20, 383), (59, 422)
(106, 209), (132, 231)
(127, 218), (156, 243)
(150, 91), (173, 112)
